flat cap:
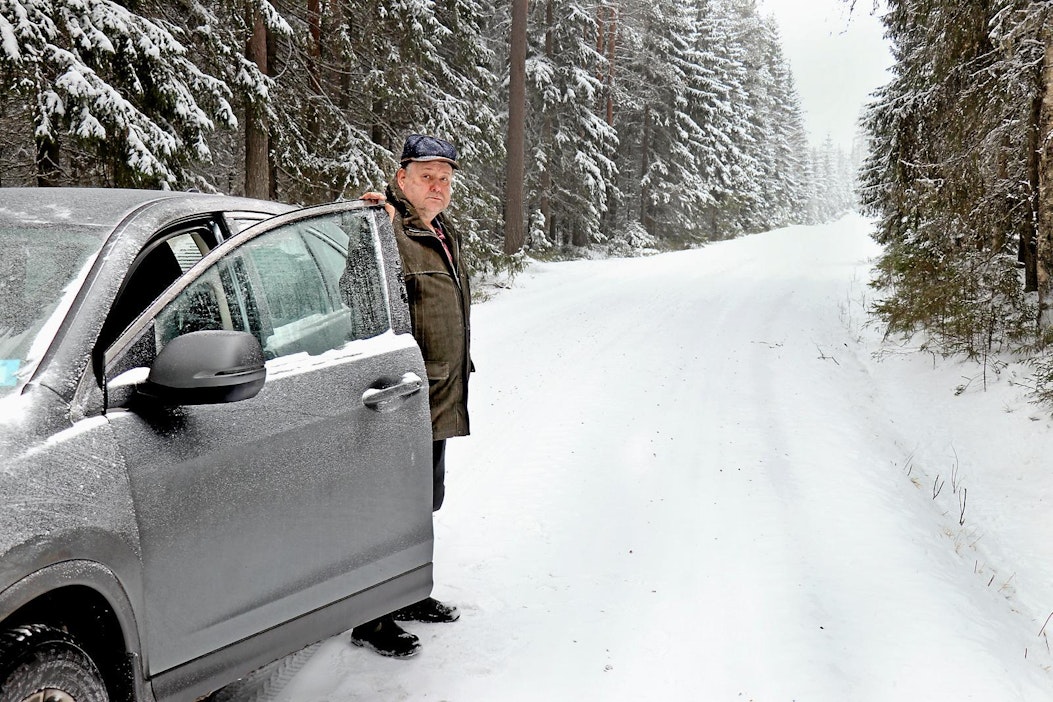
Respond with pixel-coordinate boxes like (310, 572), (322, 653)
(400, 134), (459, 169)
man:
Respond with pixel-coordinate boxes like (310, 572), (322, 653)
(351, 134), (472, 658)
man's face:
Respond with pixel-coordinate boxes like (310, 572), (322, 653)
(397, 161), (454, 225)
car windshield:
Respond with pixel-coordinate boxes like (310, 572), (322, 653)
(0, 224), (105, 396)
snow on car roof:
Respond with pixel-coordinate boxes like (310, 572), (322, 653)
(0, 187), (184, 231)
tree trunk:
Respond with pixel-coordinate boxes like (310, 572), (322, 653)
(540, 0), (555, 246)
(307, 0), (322, 141)
(572, 224), (588, 247)
(503, 0), (528, 254)
(1036, 29), (1053, 329)
(640, 105), (653, 236)
(1025, 88), (1040, 293)
(35, 134), (61, 187)
(600, 5), (617, 233)
(539, 120), (553, 244)
(244, 7), (270, 199)
(267, 23), (279, 198)
(604, 6), (616, 126)
(332, 0), (350, 200)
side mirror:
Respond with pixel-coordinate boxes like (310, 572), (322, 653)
(140, 330), (266, 405)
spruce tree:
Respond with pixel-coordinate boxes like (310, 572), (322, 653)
(1, 0), (240, 187)
(524, 0), (618, 249)
(860, 0), (1042, 353)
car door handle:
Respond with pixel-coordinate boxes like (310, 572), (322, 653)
(362, 372), (424, 411)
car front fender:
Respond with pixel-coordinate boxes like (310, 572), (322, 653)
(0, 557), (152, 702)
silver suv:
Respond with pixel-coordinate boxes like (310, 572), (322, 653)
(0, 188), (433, 702)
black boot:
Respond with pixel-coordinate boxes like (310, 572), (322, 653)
(350, 615), (421, 658)
(392, 597), (460, 623)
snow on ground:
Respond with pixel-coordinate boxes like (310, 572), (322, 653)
(268, 213), (1053, 700)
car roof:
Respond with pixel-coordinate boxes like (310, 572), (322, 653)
(0, 187), (293, 233)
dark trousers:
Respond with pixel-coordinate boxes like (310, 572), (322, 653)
(432, 439), (446, 511)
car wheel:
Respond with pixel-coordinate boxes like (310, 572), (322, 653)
(0, 625), (108, 702)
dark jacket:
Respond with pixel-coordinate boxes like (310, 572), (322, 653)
(386, 179), (472, 440)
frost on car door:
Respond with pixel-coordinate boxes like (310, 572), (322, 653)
(102, 204), (432, 680)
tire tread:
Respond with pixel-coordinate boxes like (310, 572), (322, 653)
(0, 624), (108, 702)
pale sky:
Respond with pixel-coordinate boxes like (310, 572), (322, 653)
(757, 0), (892, 151)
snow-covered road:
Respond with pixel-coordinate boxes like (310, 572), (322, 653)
(256, 214), (1053, 700)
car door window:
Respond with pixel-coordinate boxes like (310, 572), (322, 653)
(152, 210), (390, 361)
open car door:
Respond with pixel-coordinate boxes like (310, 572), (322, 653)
(101, 202), (433, 699)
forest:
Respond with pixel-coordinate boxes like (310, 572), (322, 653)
(0, 0), (856, 274)
(10, 0), (1053, 398)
